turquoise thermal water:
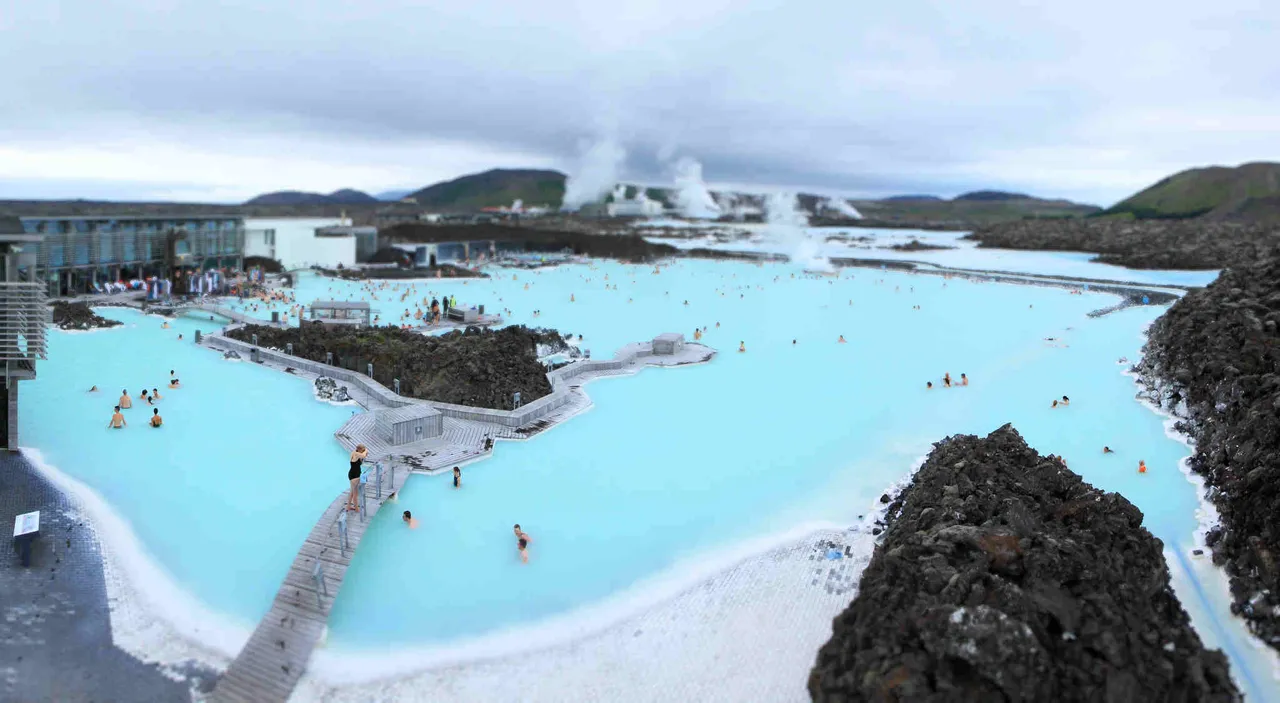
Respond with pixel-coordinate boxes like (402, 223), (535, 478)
(20, 308), (353, 632)
(19, 248), (1267, 696)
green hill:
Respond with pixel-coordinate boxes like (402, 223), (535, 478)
(407, 169), (566, 210)
(1105, 162), (1280, 219)
(244, 189), (377, 206)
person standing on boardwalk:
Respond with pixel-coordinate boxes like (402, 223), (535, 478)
(347, 444), (368, 511)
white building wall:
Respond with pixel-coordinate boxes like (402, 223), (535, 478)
(244, 218), (354, 270)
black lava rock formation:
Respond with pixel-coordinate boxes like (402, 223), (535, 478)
(227, 323), (568, 409)
(50, 301), (121, 330)
(883, 239), (956, 252)
(1136, 252), (1280, 652)
(966, 219), (1280, 270)
(809, 424), (1239, 702)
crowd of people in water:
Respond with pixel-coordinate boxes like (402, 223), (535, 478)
(101, 370), (181, 430)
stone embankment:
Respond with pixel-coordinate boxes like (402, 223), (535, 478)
(809, 424), (1239, 702)
(966, 219), (1280, 270)
(1135, 252), (1280, 652)
(50, 301), (121, 330)
(227, 323), (569, 409)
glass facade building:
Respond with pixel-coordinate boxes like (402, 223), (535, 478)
(17, 215), (245, 296)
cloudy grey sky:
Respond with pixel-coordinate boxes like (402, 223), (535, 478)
(1, 0), (1277, 205)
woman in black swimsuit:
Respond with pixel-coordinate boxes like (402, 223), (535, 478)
(347, 444), (368, 511)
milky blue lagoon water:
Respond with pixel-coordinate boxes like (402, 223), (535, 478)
(18, 234), (1274, 697)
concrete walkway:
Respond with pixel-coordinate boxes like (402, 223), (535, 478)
(0, 452), (216, 702)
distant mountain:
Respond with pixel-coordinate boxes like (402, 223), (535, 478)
(375, 189), (415, 201)
(243, 189), (377, 206)
(953, 190), (1032, 202)
(846, 192), (1100, 228)
(407, 169), (566, 210)
(327, 189), (378, 204)
(1105, 162), (1280, 220)
(881, 194), (943, 202)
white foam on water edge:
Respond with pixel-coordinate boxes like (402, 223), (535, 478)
(23, 447), (246, 671)
(306, 453), (927, 687)
(1123, 353), (1280, 691)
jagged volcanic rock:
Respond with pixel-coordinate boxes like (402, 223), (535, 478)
(1135, 252), (1280, 651)
(809, 424), (1238, 702)
(228, 323), (568, 409)
(50, 301), (122, 330)
(966, 219), (1280, 270)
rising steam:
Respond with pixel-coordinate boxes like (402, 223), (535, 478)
(562, 138), (626, 211)
(821, 197), (863, 219)
(673, 157), (721, 219)
(766, 192), (831, 272)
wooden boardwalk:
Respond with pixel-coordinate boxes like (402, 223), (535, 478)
(211, 464), (410, 703)
(206, 339), (715, 702)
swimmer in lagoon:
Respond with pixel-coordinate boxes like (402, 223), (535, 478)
(88, 385), (98, 393)
(402, 511), (419, 528)
(1052, 400), (1059, 408)
(960, 373), (968, 386)
(152, 388), (161, 400)
(926, 381), (933, 390)
(453, 466), (461, 489)
(161, 321), (169, 329)
(514, 524), (531, 543)
(838, 335), (846, 343)
(943, 373), (952, 388)
(1061, 395), (1070, 406)
(119, 390), (132, 409)
(150, 409), (163, 427)
(1138, 460), (1147, 474)
(1103, 446), (1114, 454)
(518, 538), (529, 564)
(739, 341), (746, 352)
(108, 406), (126, 429)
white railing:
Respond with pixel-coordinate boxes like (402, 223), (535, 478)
(0, 282), (49, 369)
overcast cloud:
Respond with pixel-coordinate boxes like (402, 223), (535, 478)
(1, 0), (1277, 205)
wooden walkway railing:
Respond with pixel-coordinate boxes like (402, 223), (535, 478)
(211, 463), (408, 703)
